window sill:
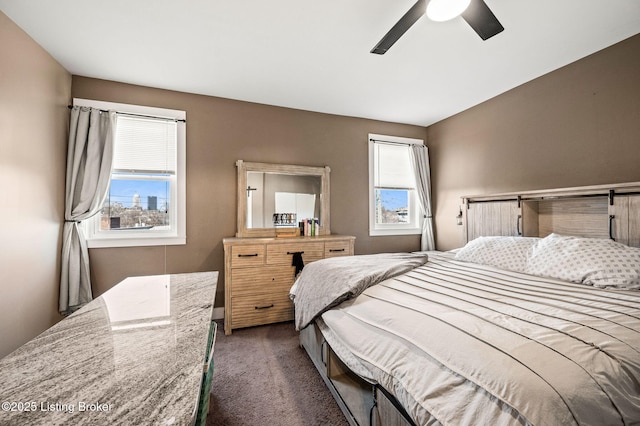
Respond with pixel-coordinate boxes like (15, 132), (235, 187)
(369, 228), (422, 237)
(86, 236), (186, 249)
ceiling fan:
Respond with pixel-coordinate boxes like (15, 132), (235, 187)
(371, 0), (504, 54)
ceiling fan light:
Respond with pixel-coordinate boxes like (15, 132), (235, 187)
(426, 0), (471, 22)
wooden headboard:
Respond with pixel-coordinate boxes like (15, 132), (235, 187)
(461, 182), (640, 248)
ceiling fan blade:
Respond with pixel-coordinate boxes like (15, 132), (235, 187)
(461, 0), (504, 41)
(371, 0), (426, 55)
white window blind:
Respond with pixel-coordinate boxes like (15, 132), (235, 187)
(369, 134), (423, 236)
(373, 142), (415, 189)
(113, 116), (177, 174)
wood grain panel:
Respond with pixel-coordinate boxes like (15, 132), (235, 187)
(266, 242), (324, 265)
(466, 201), (520, 242)
(324, 240), (352, 257)
(537, 198), (608, 238)
(230, 265), (295, 297)
(373, 388), (413, 426)
(327, 346), (373, 426)
(230, 293), (294, 329)
(230, 244), (265, 268)
(628, 196), (640, 247)
(521, 201), (539, 237)
(299, 321), (327, 376)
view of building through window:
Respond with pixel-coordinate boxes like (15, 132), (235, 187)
(375, 188), (410, 224)
(100, 179), (170, 231)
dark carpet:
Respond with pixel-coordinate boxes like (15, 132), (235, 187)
(206, 321), (348, 426)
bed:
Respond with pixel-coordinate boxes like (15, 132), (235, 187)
(292, 183), (640, 426)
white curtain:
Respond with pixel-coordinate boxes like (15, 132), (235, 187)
(60, 107), (115, 314)
(409, 144), (435, 251)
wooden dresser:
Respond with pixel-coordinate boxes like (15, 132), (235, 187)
(223, 235), (355, 335)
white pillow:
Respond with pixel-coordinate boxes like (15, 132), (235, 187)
(526, 233), (640, 290)
(455, 236), (540, 273)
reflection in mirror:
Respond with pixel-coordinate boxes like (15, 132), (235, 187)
(236, 161), (330, 238)
(247, 172), (321, 228)
(274, 193), (316, 226)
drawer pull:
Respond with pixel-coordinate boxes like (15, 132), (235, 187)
(255, 304), (274, 310)
(238, 253), (259, 257)
(287, 251), (304, 255)
(329, 248), (345, 252)
(609, 215), (616, 241)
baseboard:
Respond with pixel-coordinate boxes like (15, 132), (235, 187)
(212, 307), (224, 320)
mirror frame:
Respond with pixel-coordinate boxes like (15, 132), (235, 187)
(236, 160), (331, 238)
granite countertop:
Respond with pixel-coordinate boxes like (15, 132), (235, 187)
(0, 271), (218, 426)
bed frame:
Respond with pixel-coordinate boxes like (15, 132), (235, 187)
(300, 321), (414, 426)
(462, 181), (640, 247)
(300, 181), (640, 425)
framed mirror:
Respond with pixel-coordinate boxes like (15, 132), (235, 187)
(236, 160), (331, 238)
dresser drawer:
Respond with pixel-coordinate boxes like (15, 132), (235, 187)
(231, 293), (294, 329)
(230, 244), (265, 268)
(230, 266), (296, 297)
(324, 240), (352, 257)
(266, 242), (324, 265)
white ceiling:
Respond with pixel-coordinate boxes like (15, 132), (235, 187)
(2, 1), (640, 126)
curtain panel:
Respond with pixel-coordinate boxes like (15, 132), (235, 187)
(410, 144), (435, 251)
(60, 107), (115, 314)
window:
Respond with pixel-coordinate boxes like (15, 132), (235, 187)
(369, 134), (423, 236)
(75, 99), (186, 248)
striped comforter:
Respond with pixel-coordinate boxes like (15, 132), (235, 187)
(319, 252), (640, 426)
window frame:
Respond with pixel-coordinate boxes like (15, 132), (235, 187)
(74, 98), (186, 248)
(368, 134), (424, 237)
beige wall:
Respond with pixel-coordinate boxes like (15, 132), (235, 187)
(429, 34), (640, 251)
(0, 12), (71, 358)
(71, 77), (427, 306)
